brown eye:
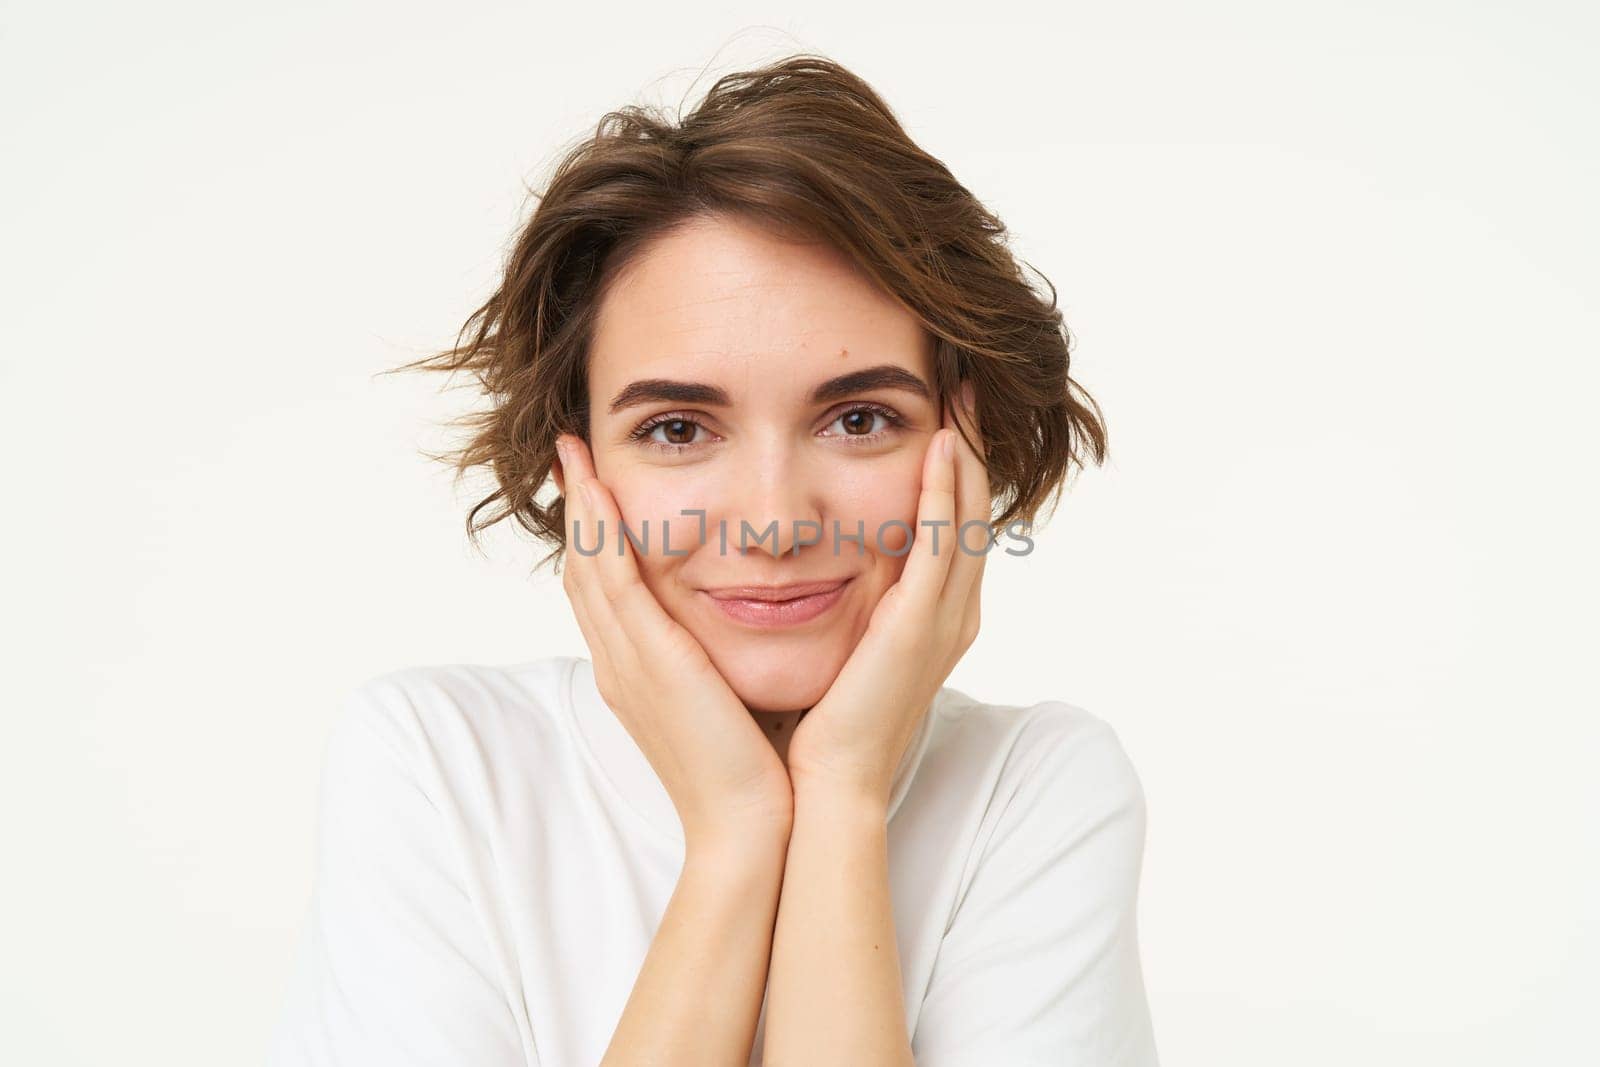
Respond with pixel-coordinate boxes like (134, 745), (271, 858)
(821, 403), (904, 443)
(627, 412), (714, 453)
(841, 410), (873, 435)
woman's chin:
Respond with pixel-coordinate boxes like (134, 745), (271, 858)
(712, 646), (845, 713)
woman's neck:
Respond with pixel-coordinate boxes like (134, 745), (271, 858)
(750, 706), (810, 765)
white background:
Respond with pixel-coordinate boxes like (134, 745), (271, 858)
(4, 2), (1596, 1063)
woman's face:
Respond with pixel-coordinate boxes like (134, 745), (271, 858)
(583, 212), (940, 714)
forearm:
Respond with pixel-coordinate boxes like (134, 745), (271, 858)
(601, 833), (790, 1067)
(762, 784), (915, 1067)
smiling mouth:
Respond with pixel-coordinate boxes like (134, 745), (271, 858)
(701, 578), (853, 628)
(704, 579), (851, 602)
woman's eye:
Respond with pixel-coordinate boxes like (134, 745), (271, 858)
(630, 416), (707, 451)
(822, 404), (904, 441)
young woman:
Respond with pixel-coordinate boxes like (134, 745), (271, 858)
(269, 54), (1159, 1067)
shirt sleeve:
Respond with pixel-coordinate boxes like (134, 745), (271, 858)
(911, 709), (1159, 1067)
(267, 677), (530, 1067)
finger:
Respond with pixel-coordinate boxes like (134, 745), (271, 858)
(942, 380), (993, 613)
(895, 423), (959, 616)
(558, 436), (640, 678)
(565, 555), (616, 689)
(560, 435), (680, 672)
(959, 571), (982, 650)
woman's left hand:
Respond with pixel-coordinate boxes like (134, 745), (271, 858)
(787, 380), (991, 807)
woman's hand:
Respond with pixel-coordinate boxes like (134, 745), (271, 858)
(553, 434), (795, 851)
(786, 381), (991, 806)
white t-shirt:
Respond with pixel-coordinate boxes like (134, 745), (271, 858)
(267, 655), (1159, 1066)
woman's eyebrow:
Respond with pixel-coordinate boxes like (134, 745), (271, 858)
(608, 379), (729, 414)
(808, 364), (931, 405)
(607, 363), (930, 415)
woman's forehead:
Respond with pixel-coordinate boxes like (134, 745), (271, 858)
(589, 216), (929, 388)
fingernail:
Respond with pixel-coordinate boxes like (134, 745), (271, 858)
(555, 437), (569, 465)
(942, 430), (955, 460)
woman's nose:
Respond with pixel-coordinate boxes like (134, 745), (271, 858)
(722, 443), (827, 561)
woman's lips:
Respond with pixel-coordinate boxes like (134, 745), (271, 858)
(701, 578), (852, 629)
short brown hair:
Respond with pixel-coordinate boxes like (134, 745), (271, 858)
(390, 53), (1108, 574)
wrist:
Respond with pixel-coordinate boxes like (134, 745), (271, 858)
(683, 818), (792, 874)
(789, 772), (892, 827)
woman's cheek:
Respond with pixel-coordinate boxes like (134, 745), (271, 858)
(830, 467), (923, 558)
(603, 476), (693, 578)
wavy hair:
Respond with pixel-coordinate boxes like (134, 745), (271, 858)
(388, 53), (1108, 573)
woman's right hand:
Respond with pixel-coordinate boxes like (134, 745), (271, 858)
(553, 433), (794, 854)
